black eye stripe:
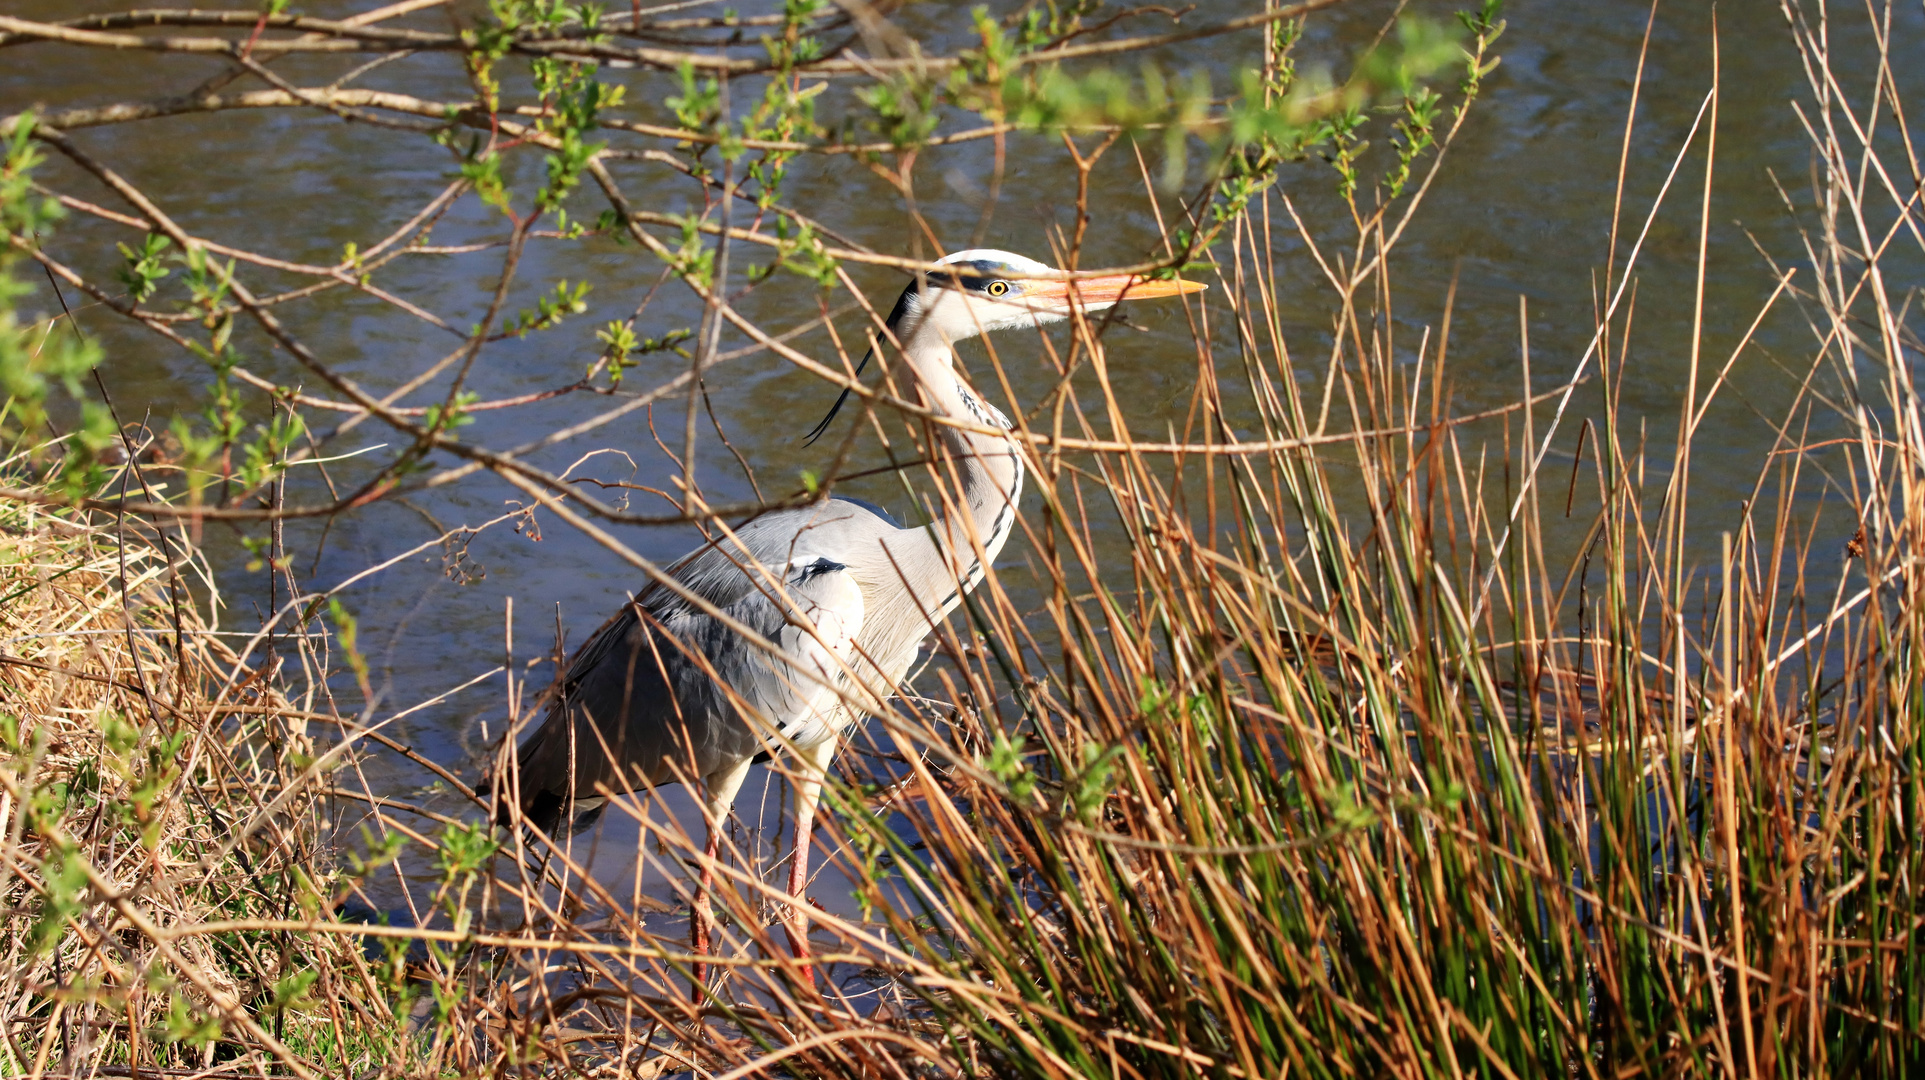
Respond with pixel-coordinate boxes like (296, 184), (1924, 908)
(913, 274), (1012, 296)
(914, 260), (1025, 295)
(947, 259), (1014, 278)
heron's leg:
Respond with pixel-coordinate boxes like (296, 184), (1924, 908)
(782, 738), (841, 976)
(690, 757), (754, 995)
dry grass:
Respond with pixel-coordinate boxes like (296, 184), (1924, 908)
(0, 479), (366, 1080)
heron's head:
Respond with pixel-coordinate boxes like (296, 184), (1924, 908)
(887, 249), (1206, 345)
(803, 249), (1205, 443)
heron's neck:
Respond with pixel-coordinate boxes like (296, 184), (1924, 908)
(904, 334), (1024, 583)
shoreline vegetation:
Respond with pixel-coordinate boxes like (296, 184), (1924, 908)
(2, 0), (1922, 1076)
(0, 490), (337, 1077)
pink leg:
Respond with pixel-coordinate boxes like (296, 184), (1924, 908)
(783, 805), (815, 966)
(689, 820), (719, 996)
(690, 759), (753, 1000)
(783, 740), (839, 986)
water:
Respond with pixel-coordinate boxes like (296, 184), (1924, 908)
(4, 0), (1912, 928)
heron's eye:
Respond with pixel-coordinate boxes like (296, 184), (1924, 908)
(985, 280), (1010, 297)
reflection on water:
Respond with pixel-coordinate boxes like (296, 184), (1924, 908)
(5, 1), (1913, 923)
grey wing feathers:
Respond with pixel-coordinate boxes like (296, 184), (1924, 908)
(499, 502), (883, 831)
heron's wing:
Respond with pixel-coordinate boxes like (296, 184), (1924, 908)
(548, 501), (880, 712)
(759, 555), (866, 748)
(542, 516), (797, 708)
(505, 503), (885, 827)
(548, 602), (642, 700)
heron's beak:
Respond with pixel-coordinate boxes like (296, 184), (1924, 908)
(1023, 274), (1207, 308)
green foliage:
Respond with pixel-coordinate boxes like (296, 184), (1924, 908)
(595, 322), (690, 386)
(265, 969), (319, 1017)
(344, 824), (409, 879)
(435, 820), (497, 879)
(1319, 780), (1378, 832)
(28, 846), (88, 956)
(979, 730), (1036, 804)
(160, 991), (222, 1048)
(1386, 85), (1442, 197)
(0, 114), (110, 490)
(940, 1), (1471, 204)
(237, 404), (304, 488)
(766, 0), (829, 67)
(164, 343), (303, 509)
(658, 0), (832, 227)
(240, 531), (273, 572)
(745, 217), (837, 287)
(951, 3), (1106, 122)
(665, 215), (716, 290)
(591, 206), (628, 240)
(116, 231), (172, 304)
(854, 73), (942, 150)
(532, 50), (622, 213)
(459, 144), (511, 215)
(1067, 742), (1121, 824)
(742, 75), (825, 209)
(328, 596), (372, 696)
(502, 278), (590, 337)
(455, 3), (628, 221)
(182, 243), (235, 321)
(99, 710), (191, 850)
(936, 0), (1488, 283)
(666, 61), (723, 141)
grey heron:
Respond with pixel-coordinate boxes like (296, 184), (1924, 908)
(497, 249), (1204, 984)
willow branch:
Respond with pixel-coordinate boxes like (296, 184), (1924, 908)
(0, 1), (1343, 76)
